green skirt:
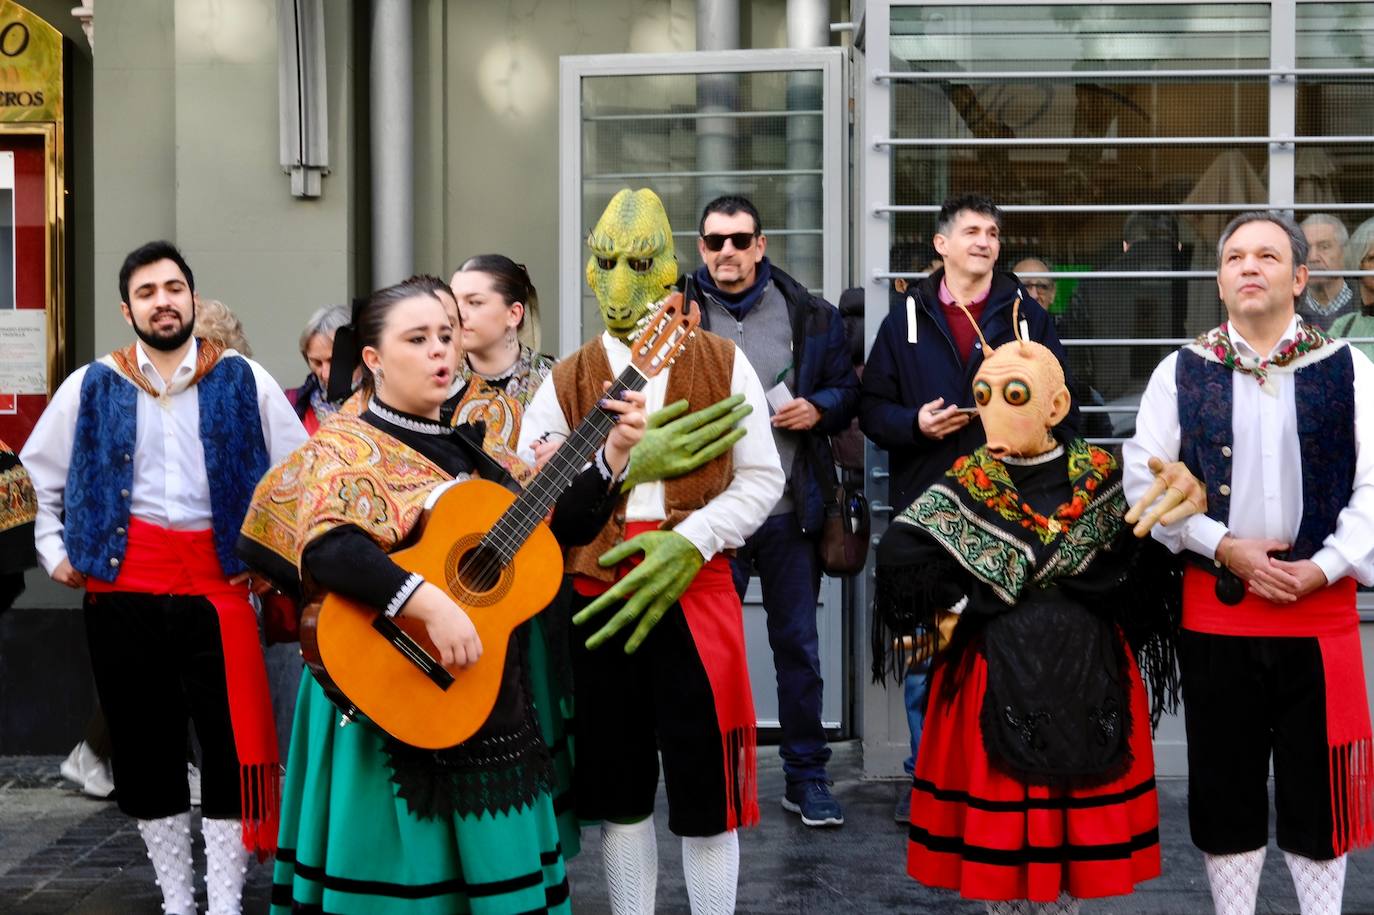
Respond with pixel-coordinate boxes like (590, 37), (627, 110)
(526, 613), (580, 859)
(271, 673), (571, 915)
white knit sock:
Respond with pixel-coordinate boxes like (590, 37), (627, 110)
(1284, 851), (1346, 915)
(985, 901), (1031, 915)
(1204, 848), (1266, 915)
(202, 818), (249, 915)
(601, 819), (657, 915)
(1035, 892), (1080, 915)
(681, 830), (739, 915)
(137, 813), (196, 914)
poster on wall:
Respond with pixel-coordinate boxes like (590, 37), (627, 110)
(0, 2), (64, 450)
(0, 149), (21, 414)
(0, 134), (53, 444)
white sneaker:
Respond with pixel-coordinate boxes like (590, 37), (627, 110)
(59, 741), (115, 799)
(188, 762), (202, 807)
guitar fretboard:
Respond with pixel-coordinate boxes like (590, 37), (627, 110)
(480, 364), (648, 561)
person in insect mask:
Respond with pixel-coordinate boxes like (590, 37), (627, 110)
(873, 302), (1205, 915)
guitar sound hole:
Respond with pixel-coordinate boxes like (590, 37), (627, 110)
(455, 546), (503, 594)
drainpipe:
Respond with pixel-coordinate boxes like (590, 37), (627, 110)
(696, 0), (739, 212)
(370, 0), (412, 287)
(786, 0), (827, 285)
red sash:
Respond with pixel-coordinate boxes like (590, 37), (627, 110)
(574, 521), (759, 830)
(1183, 567), (1373, 854)
(87, 519), (279, 857)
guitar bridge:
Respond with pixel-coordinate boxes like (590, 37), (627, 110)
(372, 616), (456, 691)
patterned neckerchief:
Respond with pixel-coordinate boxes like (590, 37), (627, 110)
(460, 344), (556, 408)
(1192, 319), (1331, 395)
(948, 440), (1117, 546)
(109, 338), (225, 401)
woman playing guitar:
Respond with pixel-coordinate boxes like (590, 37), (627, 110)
(237, 277), (647, 914)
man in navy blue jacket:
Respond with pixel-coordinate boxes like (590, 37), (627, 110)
(861, 195), (1079, 513)
(862, 196), (1079, 823)
(689, 194), (860, 828)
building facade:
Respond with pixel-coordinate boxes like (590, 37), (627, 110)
(3, 0), (1371, 777)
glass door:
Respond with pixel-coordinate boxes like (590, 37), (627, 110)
(559, 48), (852, 731)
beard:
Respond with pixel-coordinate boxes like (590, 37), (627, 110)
(132, 304), (195, 352)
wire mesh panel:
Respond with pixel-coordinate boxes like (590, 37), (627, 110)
(1295, 3), (1374, 336)
(858, 0), (1374, 775)
(884, 3), (1286, 434)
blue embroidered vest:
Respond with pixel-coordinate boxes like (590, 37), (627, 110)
(1176, 345), (1355, 561)
(65, 355), (268, 581)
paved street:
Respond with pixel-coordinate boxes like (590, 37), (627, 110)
(3, 742), (1373, 914)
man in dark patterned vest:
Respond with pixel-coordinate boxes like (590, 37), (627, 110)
(1125, 211), (1374, 915)
(22, 241), (304, 915)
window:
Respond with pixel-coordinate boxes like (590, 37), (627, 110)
(866, 0), (1374, 441)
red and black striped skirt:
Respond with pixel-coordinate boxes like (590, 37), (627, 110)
(906, 647), (1161, 903)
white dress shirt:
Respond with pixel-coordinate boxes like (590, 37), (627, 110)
(22, 341), (307, 575)
(1124, 316), (1374, 586)
(518, 332), (785, 561)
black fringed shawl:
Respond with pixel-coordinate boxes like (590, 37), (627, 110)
(871, 442), (1181, 786)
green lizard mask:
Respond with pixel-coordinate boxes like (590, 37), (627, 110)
(574, 188), (750, 654)
(586, 188), (679, 341)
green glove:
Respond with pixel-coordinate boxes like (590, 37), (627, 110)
(573, 530), (704, 653)
(621, 394), (751, 493)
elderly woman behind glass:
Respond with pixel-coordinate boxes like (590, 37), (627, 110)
(1328, 217), (1374, 361)
(291, 304), (351, 435)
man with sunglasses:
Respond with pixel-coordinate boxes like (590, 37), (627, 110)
(689, 194), (860, 828)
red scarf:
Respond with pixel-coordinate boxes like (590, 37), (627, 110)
(1183, 568), (1373, 854)
(574, 521), (759, 830)
(87, 519), (279, 857)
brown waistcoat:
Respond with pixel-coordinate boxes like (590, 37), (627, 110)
(551, 331), (737, 580)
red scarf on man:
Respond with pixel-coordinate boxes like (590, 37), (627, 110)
(574, 521), (759, 830)
(1184, 568), (1373, 854)
(87, 519), (279, 857)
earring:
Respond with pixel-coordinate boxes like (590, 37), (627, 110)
(375, 366), (385, 382)
(506, 328), (517, 352)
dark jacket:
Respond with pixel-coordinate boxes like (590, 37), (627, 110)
(688, 266), (860, 535)
(859, 268), (1080, 513)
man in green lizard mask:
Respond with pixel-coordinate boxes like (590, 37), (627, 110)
(517, 187), (784, 914)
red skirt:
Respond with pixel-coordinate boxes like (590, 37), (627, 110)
(907, 646), (1160, 902)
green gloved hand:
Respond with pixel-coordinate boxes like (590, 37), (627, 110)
(573, 530), (705, 653)
(621, 394), (750, 493)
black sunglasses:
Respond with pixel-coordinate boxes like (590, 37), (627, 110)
(701, 232), (757, 252)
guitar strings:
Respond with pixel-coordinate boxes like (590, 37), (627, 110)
(456, 316), (687, 587)
(454, 365), (650, 589)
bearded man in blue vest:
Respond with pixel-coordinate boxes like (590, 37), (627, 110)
(22, 241), (305, 915)
(1125, 211), (1374, 915)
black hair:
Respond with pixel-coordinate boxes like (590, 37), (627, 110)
(118, 240), (195, 304)
(1123, 212), (1180, 245)
(456, 254), (536, 330)
(699, 195), (762, 237)
(935, 194), (1002, 237)
(353, 276), (447, 394)
(404, 273), (455, 301)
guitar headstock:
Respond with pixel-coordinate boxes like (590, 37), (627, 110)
(628, 292), (700, 380)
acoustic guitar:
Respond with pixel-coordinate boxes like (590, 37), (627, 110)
(303, 294), (699, 749)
